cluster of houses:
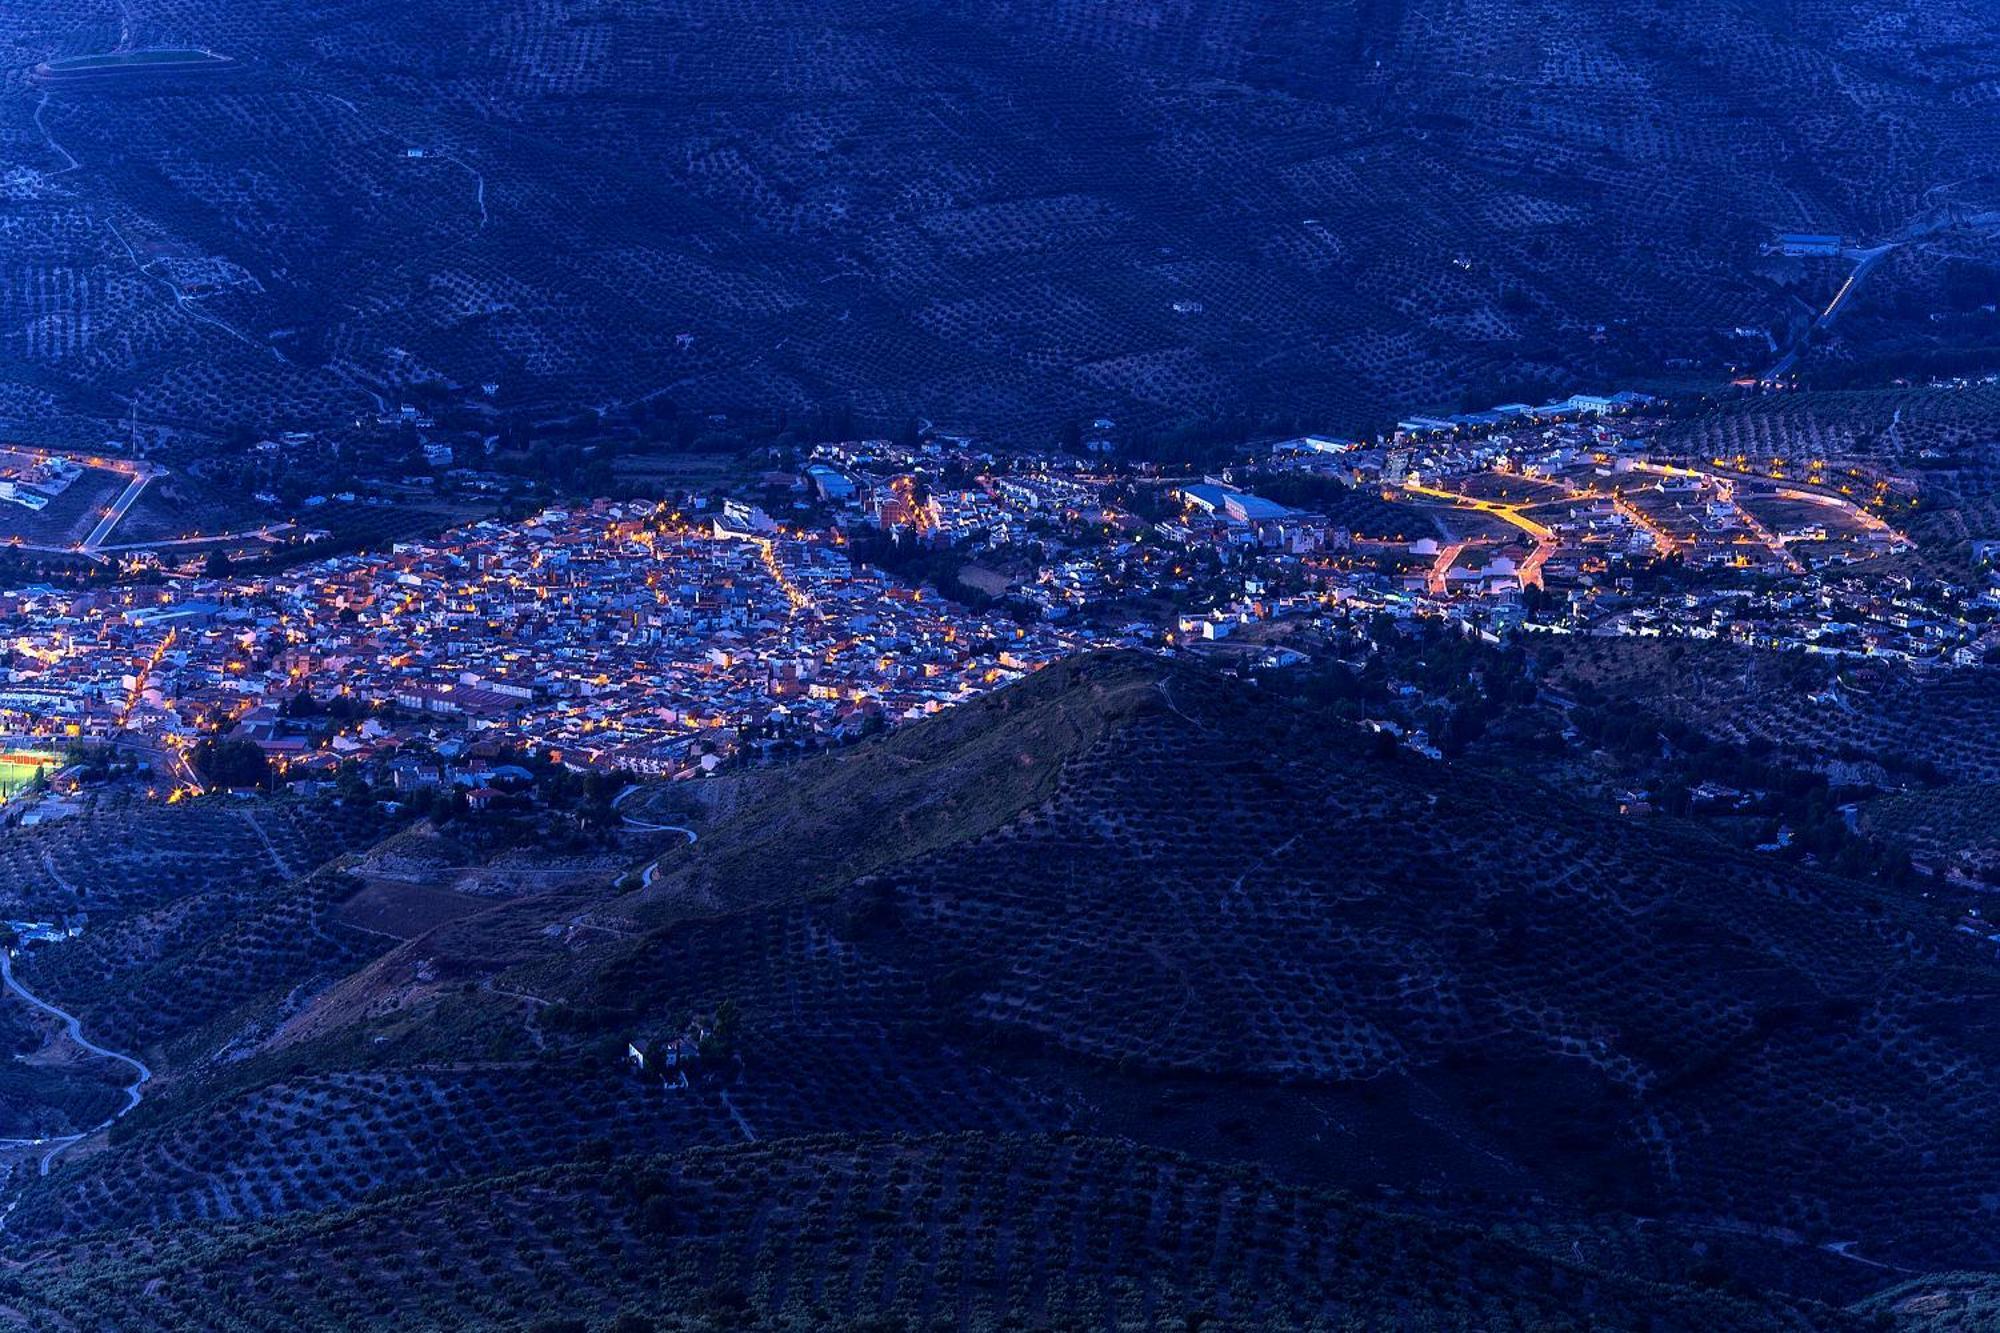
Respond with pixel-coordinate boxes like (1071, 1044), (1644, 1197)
(0, 401), (1981, 820)
(0, 499), (1101, 785)
(1390, 390), (1660, 439)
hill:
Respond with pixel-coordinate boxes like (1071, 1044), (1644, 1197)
(1, 1136), (1856, 1331)
(6, 1), (2000, 450)
(567, 655), (2000, 1280)
(0, 652), (1996, 1323)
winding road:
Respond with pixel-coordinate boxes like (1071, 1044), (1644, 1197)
(614, 783), (699, 842)
(31, 92), (79, 178)
(442, 155), (489, 229)
(0, 950), (151, 1175)
(622, 812), (699, 842)
(614, 785), (697, 888)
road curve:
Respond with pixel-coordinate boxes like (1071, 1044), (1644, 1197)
(614, 786), (697, 889)
(613, 784), (699, 842)
(0, 950), (152, 1174)
(623, 814), (698, 841)
(626, 816), (695, 889)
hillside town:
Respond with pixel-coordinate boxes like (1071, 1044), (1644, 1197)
(0, 394), (1981, 800)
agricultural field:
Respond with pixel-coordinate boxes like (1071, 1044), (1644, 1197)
(1318, 484), (1438, 541)
(0, 791), (386, 918)
(0, 998), (125, 1141)
(0, 1137), (1856, 1331)
(101, 470), (269, 548)
(1, 0), (1998, 464)
(587, 659), (2000, 1273)
(0, 794), (399, 1064)
(0, 655), (1988, 1318)
(1538, 637), (2000, 786)
(1451, 472), (1569, 506)
(1860, 784), (2000, 879)
(11, 0), (2000, 1316)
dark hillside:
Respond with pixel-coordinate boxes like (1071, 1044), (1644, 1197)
(567, 655), (2000, 1279)
(6, 0), (1999, 444)
(2, 1136), (1863, 1331)
(13, 654), (1997, 1316)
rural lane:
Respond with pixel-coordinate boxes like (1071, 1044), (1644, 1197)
(0, 950), (152, 1173)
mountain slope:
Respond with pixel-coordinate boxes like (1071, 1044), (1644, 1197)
(9, 652), (1999, 1320)
(1, 1135), (1864, 1331)
(6, 0), (2000, 443)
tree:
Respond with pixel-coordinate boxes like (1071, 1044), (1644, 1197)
(193, 738), (270, 789)
(702, 998), (743, 1060)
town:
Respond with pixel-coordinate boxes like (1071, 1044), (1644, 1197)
(0, 388), (1979, 808)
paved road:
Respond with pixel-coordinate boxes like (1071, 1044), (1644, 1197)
(614, 786), (697, 888)
(1426, 538), (1475, 595)
(626, 815), (695, 892)
(613, 784), (699, 841)
(1822, 245), (1896, 324)
(622, 813), (698, 841)
(80, 468), (156, 552)
(1401, 482), (1558, 589)
(0, 950), (152, 1174)
(97, 521), (293, 554)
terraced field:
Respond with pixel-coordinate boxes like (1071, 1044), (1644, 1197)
(555, 658), (2000, 1280)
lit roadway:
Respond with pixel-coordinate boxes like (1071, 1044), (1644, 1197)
(0, 447), (294, 561)
(80, 463), (160, 552)
(1631, 460), (1897, 571)
(1427, 539), (1476, 595)
(1402, 481), (1557, 589)
(1776, 240), (1896, 378)
(1776, 485), (1905, 541)
(97, 521), (295, 553)
(1608, 494), (1681, 559)
(1712, 487), (1803, 575)
(117, 630), (175, 728)
(0, 446), (166, 559)
(1529, 469), (1682, 560)
(0, 444), (297, 563)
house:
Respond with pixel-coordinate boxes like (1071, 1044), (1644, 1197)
(715, 500), (778, 537)
(388, 758), (444, 792)
(659, 1035), (702, 1069)
(1175, 613), (1235, 641)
